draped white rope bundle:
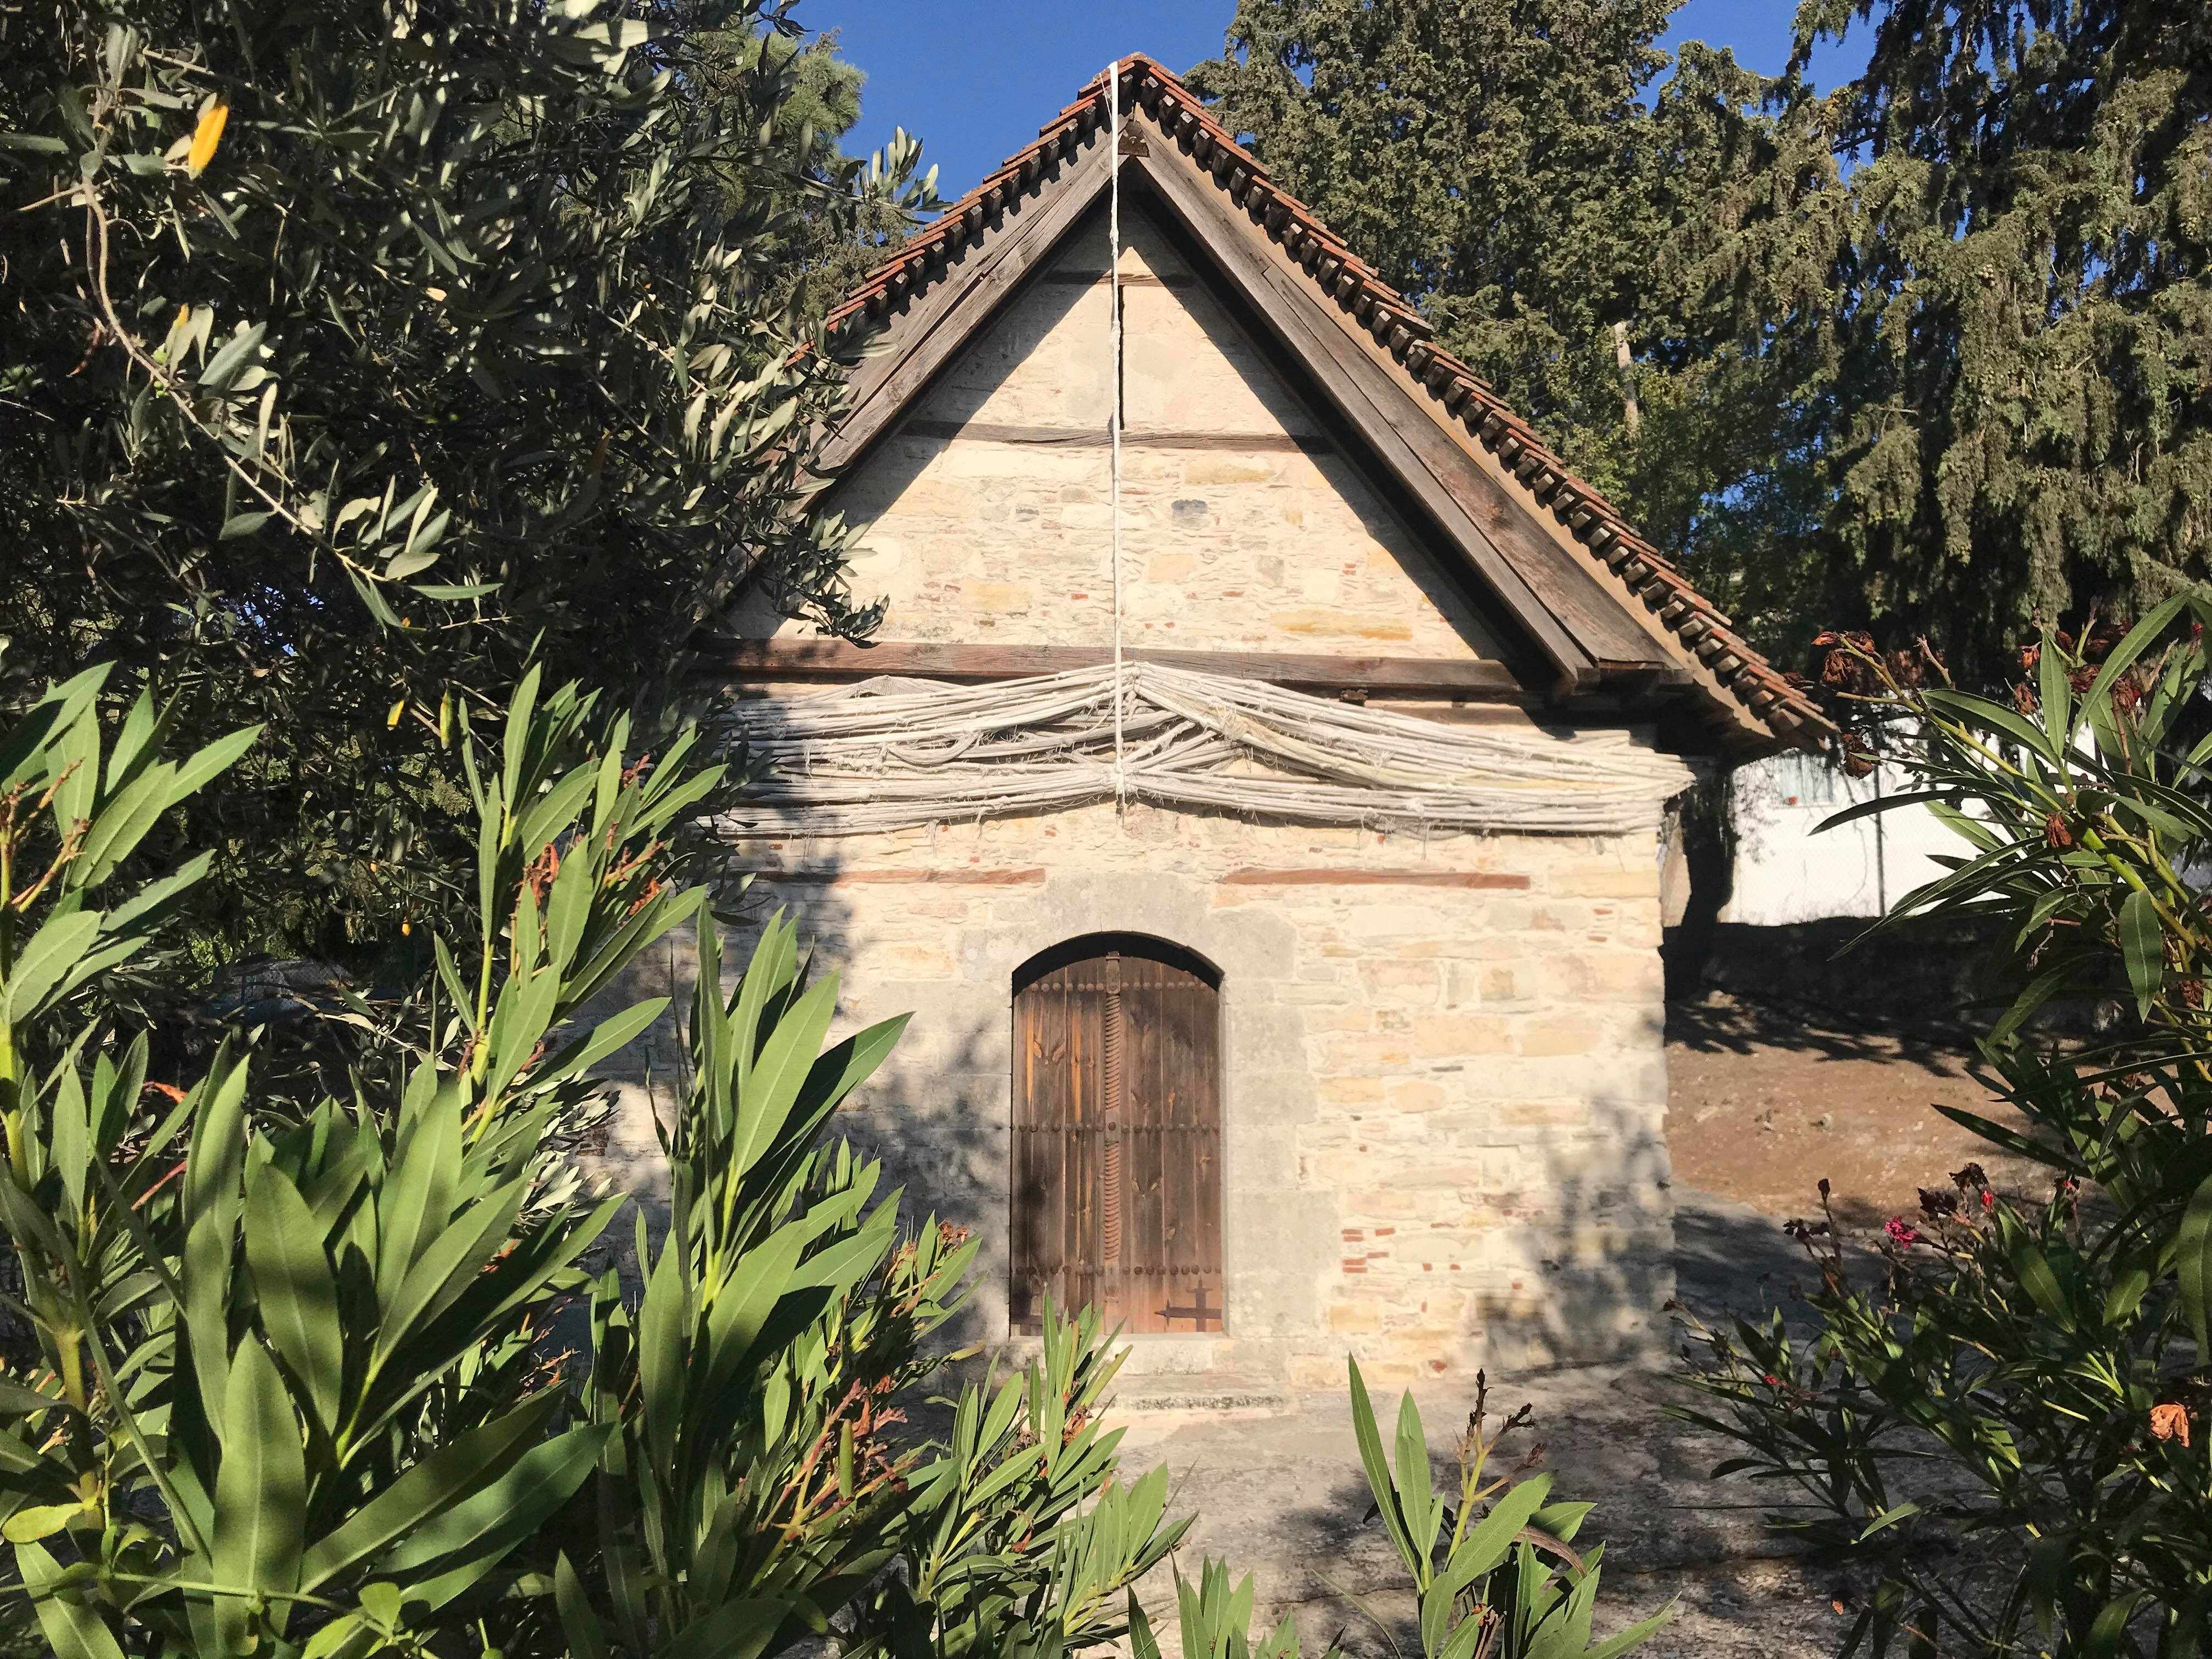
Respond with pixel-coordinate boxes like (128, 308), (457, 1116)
(712, 662), (1699, 838)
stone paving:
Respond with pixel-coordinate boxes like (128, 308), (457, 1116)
(1105, 1188), (1861, 1658)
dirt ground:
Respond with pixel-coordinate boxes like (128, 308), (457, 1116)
(1666, 992), (2053, 1228)
(1116, 1365), (1857, 1659)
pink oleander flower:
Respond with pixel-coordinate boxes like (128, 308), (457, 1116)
(1884, 1217), (1921, 1248)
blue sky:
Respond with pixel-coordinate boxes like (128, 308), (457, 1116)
(814, 1), (1871, 203)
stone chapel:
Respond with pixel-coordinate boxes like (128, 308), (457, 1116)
(645, 57), (1826, 1388)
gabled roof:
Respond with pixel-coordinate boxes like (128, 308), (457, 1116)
(819, 55), (1826, 753)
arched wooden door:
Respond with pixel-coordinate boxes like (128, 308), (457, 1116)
(1011, 936), (1223, 1335)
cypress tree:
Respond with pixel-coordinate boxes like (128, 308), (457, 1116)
(1193, 0), (2211, 685)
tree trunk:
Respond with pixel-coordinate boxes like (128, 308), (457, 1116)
(1612, 319), (1641, 438)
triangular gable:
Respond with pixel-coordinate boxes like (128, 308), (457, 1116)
(823, 201), (1527, 668)
(816, 57), (1826, 754)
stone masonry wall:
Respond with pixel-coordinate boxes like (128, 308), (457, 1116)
(595, 798), (1674, 1389)
(662, 181), (1680, 1388)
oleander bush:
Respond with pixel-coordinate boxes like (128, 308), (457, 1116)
(1678, 594), (2212, 1657)
(0, 665), (1668, 1657)
(0, 669), (1182, 1657)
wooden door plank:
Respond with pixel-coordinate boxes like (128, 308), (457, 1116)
(1064, 967), (1097, 1328)
(1012, 990), (1034, 1328)
(1181, 962), (1225, 1320)
(1169, 966), (1203, 1294)
(1127, 957), (1168, 1333)
(1199, 996), (1224, 1313)
(1098, 955), (1128, 1329)
(1013, 975), (1056, 1329)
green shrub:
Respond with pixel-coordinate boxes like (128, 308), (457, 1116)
(2, 0), (932, 962)
(1677, 594), (2212, 1656)
(0, 669), (1178, 1657)
(0, 664), (1664, 1658)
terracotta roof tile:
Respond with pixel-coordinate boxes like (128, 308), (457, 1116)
(824, 55), (1827, 746)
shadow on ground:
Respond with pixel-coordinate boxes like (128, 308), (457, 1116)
(1111, 1187), (1861, 1659)
(1665, 992), (1984, 1077)
(1664, 992), (2059, 1231)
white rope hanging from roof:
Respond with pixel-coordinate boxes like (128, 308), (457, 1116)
(1107, 56), (1129, 808)
(711, 662), (1699, 839)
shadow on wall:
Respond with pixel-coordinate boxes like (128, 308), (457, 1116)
(1449, 1092), (1677, 1375)
(1661, 775), (1734, 1003)
(584, 845), (1019, 1355)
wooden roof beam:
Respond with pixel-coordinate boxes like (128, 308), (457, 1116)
(694, 636), (1534, 702)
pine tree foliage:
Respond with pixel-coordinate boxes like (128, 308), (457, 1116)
(1186, 2), (1836, 669)
(1187, 0), (1678, 495)
(1192, 0), (2212, 686)
(1769, 0), (2212, 682)
(0, 0), (934, 966)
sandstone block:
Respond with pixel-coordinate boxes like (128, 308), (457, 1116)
(1360, 960), (1442, 998)
(1519, 1019), (1596, 1057)
(1343, 906), (1448, 940)
(1183, 457), (1277, 485)
(867, 943), (958, 981)
(1321, 1034), (1415, 1070)
(1385, 1078), (1449, 1113)
(1319, 1076), (1386, 1105)
(1268, 608), (1415, 642)
(1500, 1099), (1591, 1127)
(1554, 865), (1658, 899)
(1409, 1014), (1513, 1058)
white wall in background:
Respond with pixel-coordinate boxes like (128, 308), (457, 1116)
(1719, 749), (1962, 925)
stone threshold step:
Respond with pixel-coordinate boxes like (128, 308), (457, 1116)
(1108, 1373), (1295, 1415)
